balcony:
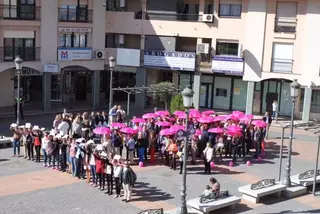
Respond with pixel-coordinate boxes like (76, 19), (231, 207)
(0, 4), (41, 20)
(0, 47), (41, 62)
(141, 12), (205, 22)
(274, 17), (297, 33)
(271, 58), (293, 73)
(58, 8), (92, 23)
(199, 54), (212, 68)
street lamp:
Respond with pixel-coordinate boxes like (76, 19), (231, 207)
(285, 79), (301, 187)
(179, 86), (194, 214)
(14, 56), (23, 126)
(108, 56), (116, 111)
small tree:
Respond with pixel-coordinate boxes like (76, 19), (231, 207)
(151, 82), (176, 110)
(170, 93), (185, 113)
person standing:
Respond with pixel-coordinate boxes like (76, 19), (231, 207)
(126, 134), (136, 164)
(46, 134), (54, 167)
(262, 111), (272, 140)
(112, 130), (122, 156)
(21, 126), (27, 159)
(108, 105), (117, 124)
(105, 157), (114, 195)
(113, 159), (123, 198)
(149, 131), (157, 163)
(203, 142), (213, 174)
(32, 126), (42, 163)
(178, 142), (185, 174)
(41, 132), (49, 167)
(272, 100), (279, 121)
(95, 151), (106, 191)
(121, 161), (136, 202)
(11, 125), (21, 157)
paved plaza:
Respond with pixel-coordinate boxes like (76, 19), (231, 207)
(0, 115), (320, 214)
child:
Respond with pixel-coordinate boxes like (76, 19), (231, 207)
(113, 158), (123, 198)
(203, 185), (212, 196)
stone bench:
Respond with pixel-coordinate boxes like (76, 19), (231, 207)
(238, 179), (286, 204)
(290, 170), (320, 187)
(187, 192), (240, 213)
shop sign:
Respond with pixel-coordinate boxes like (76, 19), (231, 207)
(58, 27), (92, 33)
(15, 67), (42, 76)
(144, 51), (196, 71)
(58, 48), (92, 61)
(44, 64), (60, 73)
(212, 56), (244, 76)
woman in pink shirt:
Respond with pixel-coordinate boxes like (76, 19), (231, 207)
(69, 139), (77, 177)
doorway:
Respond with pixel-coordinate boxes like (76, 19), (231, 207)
(76, 76), (87, 101)
(199, 83), (212, 108)
(266, 92), (278, 113)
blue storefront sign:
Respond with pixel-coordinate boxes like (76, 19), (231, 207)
(212, 56), (244, 76)
(144, 51), (196, 71)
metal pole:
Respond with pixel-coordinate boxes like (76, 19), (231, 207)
(108, 67), (113, 111)
(16, 70), (21, 125)
(127, 93), (130, 116)
(312, 135), (320, 196)
(179, 109), (189, 214)
(278, 127), (285, 181)
(285, 98), (295, 187)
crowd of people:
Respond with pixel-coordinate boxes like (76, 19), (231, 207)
(10, 106), (271, 179)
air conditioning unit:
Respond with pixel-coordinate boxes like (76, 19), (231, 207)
(120, 0), (126, 8)
(202, 14), (214, 23)
(118, 34), (125, 45)
(197, 43), (210, 54)
(95, 50), (105, 60)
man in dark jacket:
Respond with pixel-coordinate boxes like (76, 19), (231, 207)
(199, 124), (209, 157)
(121, 161), (135, 202)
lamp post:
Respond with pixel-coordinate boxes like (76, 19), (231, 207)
(179, 86), (194, 214)
(14, 56), (23, 126)
(285, 79), (301, 187)
(108, 56), (116, 111)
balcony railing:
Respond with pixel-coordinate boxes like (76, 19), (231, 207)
(199, 54), (212, 68)
(141, 12), (203, 22)
(0, 4), (41, 20)
(274, 17), (297, 33)
(58, 8), (92, 23)
(0, 47), (41, 62)
(271, 58), (293, 73)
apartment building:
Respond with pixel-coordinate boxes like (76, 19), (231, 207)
(0, 0), (319, 122)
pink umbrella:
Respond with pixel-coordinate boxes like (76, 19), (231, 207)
(142, 113), (156, 119)
(173, 110), (185, 116)
(197, 117), (213, 124)
(110, 123), (126, 128)
(252, 120), (267, 128)
(169, 117), (176, 122)
(131, 118), (145, 123)
(160, 128), (175, 136)
(227, 131), (242, 137)
(189, 109), (201, 118)
(208, 127), (224, 134)
(212, 116), (224, 122)
(93, 127), (111, 135)
(232, 110), (245, 118)
(177, 113), (187, 119)
(120, 127), (138, 134)
(225, 114), (238, 121)
(195, 129), (202, 135)
(227, 125), (242, 132)
(170, 125), (185, 132)
(155, 121), (171, 127)
(240, 114), (254, 122)
(202, 110), (215, 116)
(155, 111), (170, 116)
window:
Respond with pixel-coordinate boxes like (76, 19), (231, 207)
(51, 74), (63, 101)
(301, 89), (320, 114)
(272, 43), (294, 73)
(59, 5), (88, 22)
(275, 2), (297, 32)
(59, 33), (87, 47)
(4, 0), (36, 20)
(204, 0), (214, 14)
(105, 0), (117, 11)
(219, 4), (241, 17)
(216, 88), (227, 97)
(105, 34), (123, 48)
(4, 37), (35, 61)
(216, 41), (239, 56)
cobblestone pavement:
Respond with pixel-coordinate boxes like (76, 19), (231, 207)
(1, 115), (320, 213)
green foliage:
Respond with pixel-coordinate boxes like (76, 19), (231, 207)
(170, 94), (185, 113)
(151, 82), (176, 110)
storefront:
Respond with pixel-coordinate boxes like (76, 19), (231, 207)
(14, 67), (43, 104)
(50, 66), (93, 104)
(253, 79), (292, 116)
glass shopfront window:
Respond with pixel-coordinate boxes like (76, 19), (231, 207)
(179, 73), (193, 89)
(51, 74), (63, 101)
(232, 79), (247, 111)
(213, 76), (231, 110)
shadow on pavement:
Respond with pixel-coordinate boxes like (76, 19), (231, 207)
(260, 209), (320, 214)
(0, 158), (9, 162)
(131, 181), (174, 202)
